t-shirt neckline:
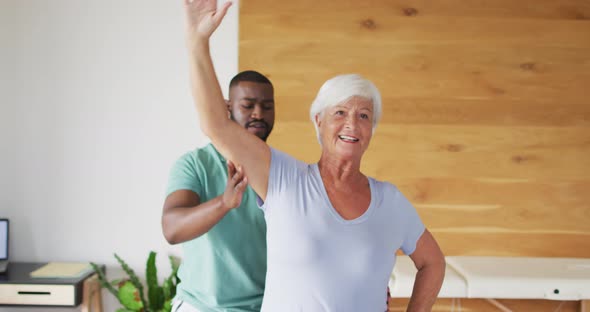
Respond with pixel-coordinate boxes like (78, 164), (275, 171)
(312, 163), (376, 225)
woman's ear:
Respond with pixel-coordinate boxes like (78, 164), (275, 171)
(314, 114), (321, 128)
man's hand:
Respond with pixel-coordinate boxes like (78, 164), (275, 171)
(183, 0), (232, 42)
(222, 161), (248, 210)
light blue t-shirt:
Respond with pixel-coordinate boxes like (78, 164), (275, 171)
(166, 144), (267, 312)
(258, 148), (425, 312)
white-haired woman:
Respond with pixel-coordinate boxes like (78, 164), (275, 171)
(182, 1), (445, 311)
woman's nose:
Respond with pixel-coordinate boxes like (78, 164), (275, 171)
(345, 114), (357, 129)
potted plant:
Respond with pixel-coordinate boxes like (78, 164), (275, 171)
(90, 251), (180, 312)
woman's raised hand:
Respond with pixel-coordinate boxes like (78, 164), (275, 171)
(183, 0), (232, 43)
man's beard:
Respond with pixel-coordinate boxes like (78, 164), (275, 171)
(230, 113), (272, 141)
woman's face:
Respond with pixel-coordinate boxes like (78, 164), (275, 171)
(316, 96), (374, 161)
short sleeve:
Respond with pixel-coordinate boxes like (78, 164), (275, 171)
(258, 148), (305, 213)
(165, 153), (204, 197)
(394, 188), (425, 255)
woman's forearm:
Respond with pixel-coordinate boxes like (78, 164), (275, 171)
(407, 260), (445, 311)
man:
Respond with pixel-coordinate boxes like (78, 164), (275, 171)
(162, 70), (275, 312)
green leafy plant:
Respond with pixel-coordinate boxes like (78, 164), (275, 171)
(90, 251), (180, 312)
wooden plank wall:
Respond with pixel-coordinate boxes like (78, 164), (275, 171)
(239, 1), (590, 310)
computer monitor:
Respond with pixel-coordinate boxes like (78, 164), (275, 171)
(0, 219), (8, 273)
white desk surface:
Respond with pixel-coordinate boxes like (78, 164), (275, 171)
(390, 256), (590, 301)
(447, 256), (590, 300)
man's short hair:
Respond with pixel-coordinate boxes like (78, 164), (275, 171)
(229, 70), (273, 93)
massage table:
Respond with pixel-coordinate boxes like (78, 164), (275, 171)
(389, 256), (590, 312)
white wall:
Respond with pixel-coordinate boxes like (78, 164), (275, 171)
(0, 0), (239, 311)
(0, 1), (18, 222)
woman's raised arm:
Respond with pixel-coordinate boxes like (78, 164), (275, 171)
(183, 0), (270, 200)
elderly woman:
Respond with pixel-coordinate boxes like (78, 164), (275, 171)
(182, 0), (445, 311)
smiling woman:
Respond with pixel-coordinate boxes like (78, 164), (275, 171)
(310, 75), (380, 165)
(182, 0), (445, 311)
(310, 74), (382, 140)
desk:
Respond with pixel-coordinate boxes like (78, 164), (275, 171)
(389, 256), (590, 312)
(0, 262), (102, 311)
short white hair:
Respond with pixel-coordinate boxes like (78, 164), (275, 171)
(309, 74), (382, 144)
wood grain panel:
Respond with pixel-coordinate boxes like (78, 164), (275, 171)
(272, 96), (590, 127)
(269, 123), (590, 180)
(242, 43), (590, 101)
(434, 232), (590, 257)
(240, 0), (590, 303)
(397, 178), (590, 233)
(243, 43), (590, 76)
(243, 0), (590, 21)
(378, 99), (590, 127)
(258, 70), (590, 103)
(241, 14), (590, 49)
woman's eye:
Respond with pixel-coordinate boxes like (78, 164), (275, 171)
(335, 110), (345, 115)
(360, 113), (369, 119)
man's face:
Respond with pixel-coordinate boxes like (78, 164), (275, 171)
(228, 81), (275, 141)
